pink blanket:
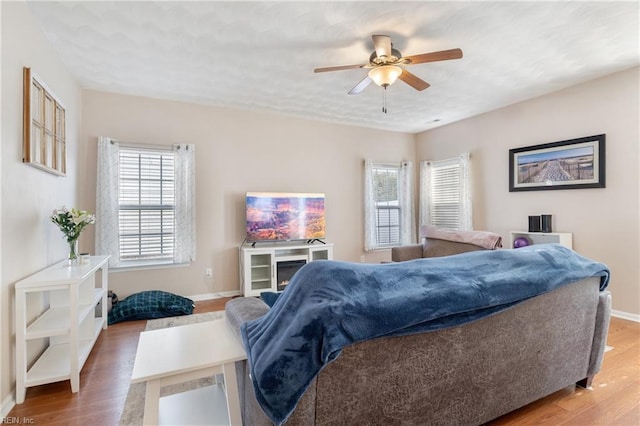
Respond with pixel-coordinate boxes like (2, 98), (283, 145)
(420, 225), (502, 250)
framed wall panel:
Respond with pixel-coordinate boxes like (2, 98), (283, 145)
(23, 67), (66, 176)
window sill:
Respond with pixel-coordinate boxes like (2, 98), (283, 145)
(366, 246), (396, 252)
(110, 260), (190, 273)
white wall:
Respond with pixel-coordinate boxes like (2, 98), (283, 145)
(78, 90), (415, 300)
(1, 1), (82, 414)
(0, 0), (3, 415)
(416, 67), (640, 316)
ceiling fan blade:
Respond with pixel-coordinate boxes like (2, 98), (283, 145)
(398, 69), (430, 91)
(348, 76), (373, 95)
(372, 34), (392, 59)
(314, 64), (367, 73)
(403, 48), (463, 65)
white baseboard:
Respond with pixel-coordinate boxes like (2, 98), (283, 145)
(611, 309), (640, 323)
(189, 290), (241, 302)
(1, 392), (15, 419)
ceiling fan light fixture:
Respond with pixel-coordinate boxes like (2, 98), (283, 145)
(368, 65), (402, 88)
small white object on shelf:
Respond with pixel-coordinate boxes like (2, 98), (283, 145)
(15, 255), (110, 403)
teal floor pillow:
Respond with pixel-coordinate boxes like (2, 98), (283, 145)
(108, 290), (194, 325)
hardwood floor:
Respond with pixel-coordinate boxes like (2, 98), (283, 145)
(487, 317), (640, 425)
(6, 298), (231, 426)
(7, 301), (639, 425)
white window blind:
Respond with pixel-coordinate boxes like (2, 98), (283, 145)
(430, 163), (461, 229)
(118, 147), (176, 261)
(420, 153), (472, 231)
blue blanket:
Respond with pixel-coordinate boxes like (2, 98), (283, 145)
(240, 244), (609, 425)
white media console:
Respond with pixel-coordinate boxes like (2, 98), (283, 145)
(239, 242), (333, 297)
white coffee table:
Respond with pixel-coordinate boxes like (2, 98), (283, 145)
(131, 317), (247, 425)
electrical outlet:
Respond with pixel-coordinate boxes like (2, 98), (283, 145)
(205, 268), (212, 278)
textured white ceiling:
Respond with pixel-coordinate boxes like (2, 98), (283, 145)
(27, 1), (639, 134)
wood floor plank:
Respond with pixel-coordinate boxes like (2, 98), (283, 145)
(486, 388), (574, 425)
(7, 304), (639, 425)
(559, 380), (640, 425)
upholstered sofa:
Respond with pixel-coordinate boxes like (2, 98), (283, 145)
(225, 249), (611, 425)
(391, 226), (503, 261)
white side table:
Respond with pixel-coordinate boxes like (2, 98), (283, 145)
(15, 255), (110, 403)
(131, 317), (247, 425)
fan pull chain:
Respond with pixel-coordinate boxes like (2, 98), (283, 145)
(382, 86), (388, 114)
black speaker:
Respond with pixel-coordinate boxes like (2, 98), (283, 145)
(541, 215), (552, 233)
(528, 215), (541, 232)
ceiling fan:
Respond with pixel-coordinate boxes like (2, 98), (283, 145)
(314, 34), (463, 96)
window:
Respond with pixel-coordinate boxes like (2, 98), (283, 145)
(430, 162), (461, 229)
(372, 165), (401, 246)
(419, 153), (472, 231)
(364, 160), (415, 251)
(119, 147), (175, 262)
(96, 138), (195, 269)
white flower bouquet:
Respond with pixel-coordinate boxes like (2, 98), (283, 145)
(51, 207), (95, 262)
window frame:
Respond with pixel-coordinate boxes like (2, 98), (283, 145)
(429, 161), (462, 229)
(420, 154), (471, 232)
(116, 145), (178, 268)
(370, 163), (403, 249)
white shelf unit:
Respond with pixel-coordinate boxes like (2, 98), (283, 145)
(15, 255), (110, 403)
(240, 242), (333, 297)
(510, 231), (573, 249)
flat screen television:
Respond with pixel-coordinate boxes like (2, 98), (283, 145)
(246, 192), (325, 242)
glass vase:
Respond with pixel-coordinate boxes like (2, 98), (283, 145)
(68, 240), (79, 265)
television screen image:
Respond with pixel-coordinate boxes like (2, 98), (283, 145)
(246, 192), (325, 242)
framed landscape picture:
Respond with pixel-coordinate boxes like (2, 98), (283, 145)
(509, 134), (605, 192)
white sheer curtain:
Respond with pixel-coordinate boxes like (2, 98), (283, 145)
(95, 137), (121, 268)
(399, 161), (416, 245)
(458, 152), (473, 231)
(173, 144), (196, 263)
(419, 153), (473, 232)
(419, 160), (433, 228)
(363, 159), (377, 252)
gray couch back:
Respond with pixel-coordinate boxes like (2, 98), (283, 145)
(236, 277), (610, 425)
